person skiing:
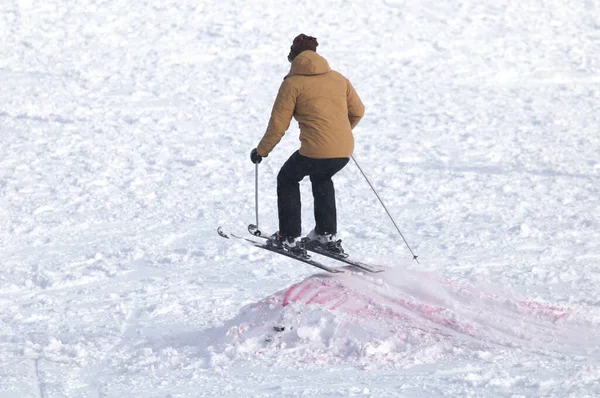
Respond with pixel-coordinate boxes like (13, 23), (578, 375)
(250, 34), (365, 255)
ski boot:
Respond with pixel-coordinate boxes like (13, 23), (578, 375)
(303, 229), (346, 256)
(267, 232), (308, 258)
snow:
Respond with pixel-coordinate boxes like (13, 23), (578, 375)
(1, 0), (599, 396)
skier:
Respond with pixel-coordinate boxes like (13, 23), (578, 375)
(250, 34), (365, 255)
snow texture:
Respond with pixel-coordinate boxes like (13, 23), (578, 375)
(1, 0), (600, 397)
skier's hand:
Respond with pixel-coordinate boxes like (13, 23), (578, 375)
(250, 148), (263, 164)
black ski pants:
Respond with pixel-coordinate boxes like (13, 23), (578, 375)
(277, 150), (349, 239)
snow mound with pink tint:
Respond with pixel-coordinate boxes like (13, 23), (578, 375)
(206, 267), (598, 367)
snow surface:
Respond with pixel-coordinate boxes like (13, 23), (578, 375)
(1, 0), (600, 396)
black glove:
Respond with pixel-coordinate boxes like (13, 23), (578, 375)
(250, 148), (263, 164)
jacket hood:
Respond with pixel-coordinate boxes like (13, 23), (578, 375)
(286, 51), (331, 78)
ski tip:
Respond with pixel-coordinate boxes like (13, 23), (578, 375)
(217, 226), (229, 239)
(351, 265), (385, 274)
(247, 224), (263, 237)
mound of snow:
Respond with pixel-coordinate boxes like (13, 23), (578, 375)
(204, 267), (598, 368)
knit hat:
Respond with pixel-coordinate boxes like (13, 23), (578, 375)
(287, 34), (319, 62)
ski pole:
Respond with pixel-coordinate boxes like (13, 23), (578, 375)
(253, 163), (261, 236)
(351, 155), (419, 264)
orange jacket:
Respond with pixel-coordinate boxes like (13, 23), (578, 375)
(257, 51), (364, 159)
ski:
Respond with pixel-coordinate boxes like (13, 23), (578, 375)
(217, 227), (343, 274)
(247, 224), (384, 273)
(304, 244), (383, 273)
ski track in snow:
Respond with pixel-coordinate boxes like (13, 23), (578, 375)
(1, 0), (600, 396)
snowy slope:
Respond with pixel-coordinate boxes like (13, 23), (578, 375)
(1, 0), (600, 396)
